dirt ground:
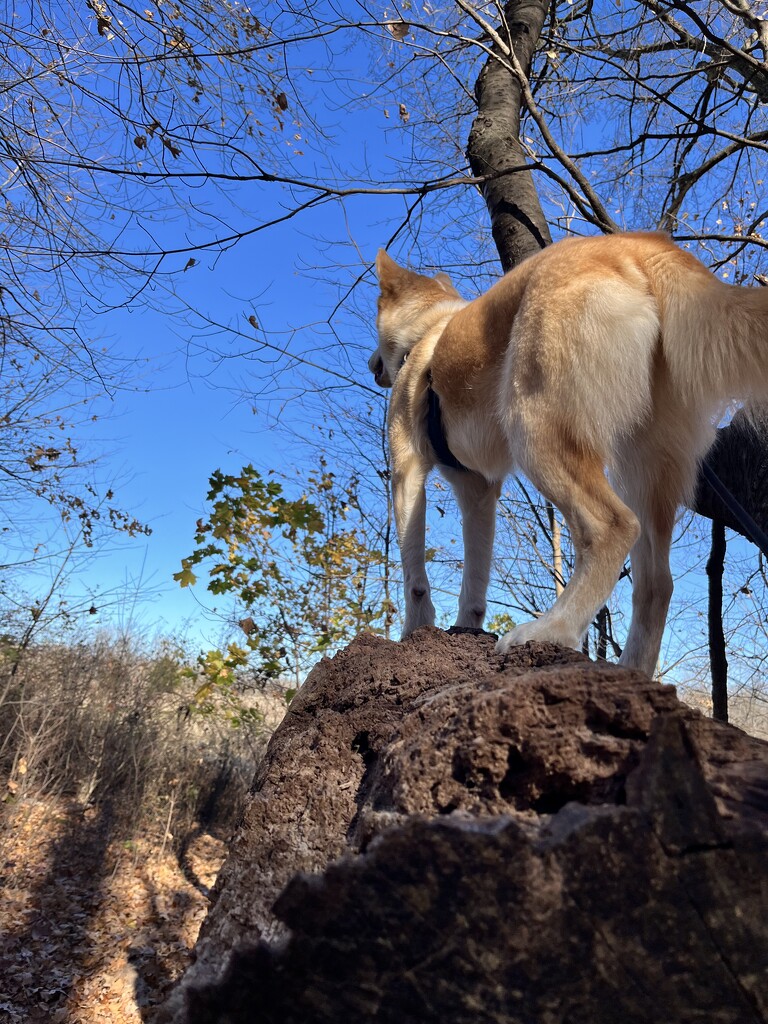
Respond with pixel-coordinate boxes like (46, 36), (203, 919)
(0, 797), (227, 1023)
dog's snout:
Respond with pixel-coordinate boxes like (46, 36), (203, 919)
(369, 352), (392, 387)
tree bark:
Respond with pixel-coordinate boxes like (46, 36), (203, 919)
(707, 519), (729, 723)
(466, 0), (552, 271)
(595, 604), (609, 661)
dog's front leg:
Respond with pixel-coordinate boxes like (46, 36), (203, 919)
(447, 470), (500, 629)
(393, 452), (436, 636)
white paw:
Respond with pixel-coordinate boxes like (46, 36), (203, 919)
(453, 605), (486, 630)
(495, 618), (580, 655)
(402, 597), (436, 637)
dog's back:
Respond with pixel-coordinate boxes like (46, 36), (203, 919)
(429, 232), (768, 480)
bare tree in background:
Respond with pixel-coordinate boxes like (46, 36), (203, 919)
(6, 0), (768, 714)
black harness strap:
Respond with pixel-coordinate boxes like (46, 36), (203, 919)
(426, 384), (471, 473)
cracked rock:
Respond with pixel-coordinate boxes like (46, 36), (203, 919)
(162, 628), (768, 1024)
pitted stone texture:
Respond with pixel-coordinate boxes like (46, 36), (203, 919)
(354, 659), (679, 832)
(164, 629), (768, 1024)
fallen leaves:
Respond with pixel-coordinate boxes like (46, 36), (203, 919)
(0, 797), (226, 1023)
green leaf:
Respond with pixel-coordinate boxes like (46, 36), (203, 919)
(174, 566), (197, 587)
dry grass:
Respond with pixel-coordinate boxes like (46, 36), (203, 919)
(0, 631), (289, 1021)
(0, 633), (284, 836)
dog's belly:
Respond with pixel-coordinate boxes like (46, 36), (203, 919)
(448, 411), (513, 482)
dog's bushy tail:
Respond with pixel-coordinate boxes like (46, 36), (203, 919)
(658, 251), (768, 409)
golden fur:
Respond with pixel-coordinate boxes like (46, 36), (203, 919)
(369, 232), (768, 677)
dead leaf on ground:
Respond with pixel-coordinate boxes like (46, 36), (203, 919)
(0, 797), (227, 1023)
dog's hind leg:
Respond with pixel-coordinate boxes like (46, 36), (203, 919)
(615, 427), (700, 678)
(393, 451), (437, 636)
(496, 430), (640, 656)
(611, 368), (713, 676)
(617, 501), (675, 679)
(444, 470), (501, 629)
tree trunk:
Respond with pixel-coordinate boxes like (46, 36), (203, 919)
(692, 410), (768, 543)
(546, 501), (564, 596)
(466, 0), (552, 271)
(595, 604), (609, 661)
(707, 519), (729, 722)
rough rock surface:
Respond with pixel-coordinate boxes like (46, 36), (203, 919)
(164, 628), (768, 1023)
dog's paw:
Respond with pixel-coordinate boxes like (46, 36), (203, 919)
(496, 619), (579, 655)
(402, 595), (436, 637)
(453, 605), (486, 630)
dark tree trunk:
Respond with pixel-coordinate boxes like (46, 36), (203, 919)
(692, 410), (768, 544)
(706, 519), (729, 723)
(466, 0), (552, 272)
(595, 605), (609, 661)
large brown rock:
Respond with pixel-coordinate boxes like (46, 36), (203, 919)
(164, 628), (768, 1023)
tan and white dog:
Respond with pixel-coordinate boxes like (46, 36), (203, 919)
(368, 231), (768, 677)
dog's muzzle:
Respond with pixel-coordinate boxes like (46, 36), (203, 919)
(368, 352), (392, 388)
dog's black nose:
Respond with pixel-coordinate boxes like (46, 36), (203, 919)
(370, 355), (384, 383)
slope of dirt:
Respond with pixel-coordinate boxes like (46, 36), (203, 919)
(0, 797), (225, 1023)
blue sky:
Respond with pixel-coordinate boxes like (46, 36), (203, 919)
(4, 3), (436, 647)
(6, 5), (487, 650)
(54, 208), (385, 647)
(0, 2), (434, 647)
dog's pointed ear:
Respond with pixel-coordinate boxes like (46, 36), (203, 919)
(376, 249), (399, 275)
(434, 271), (460, 297)
(376, 249), (409, 293)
